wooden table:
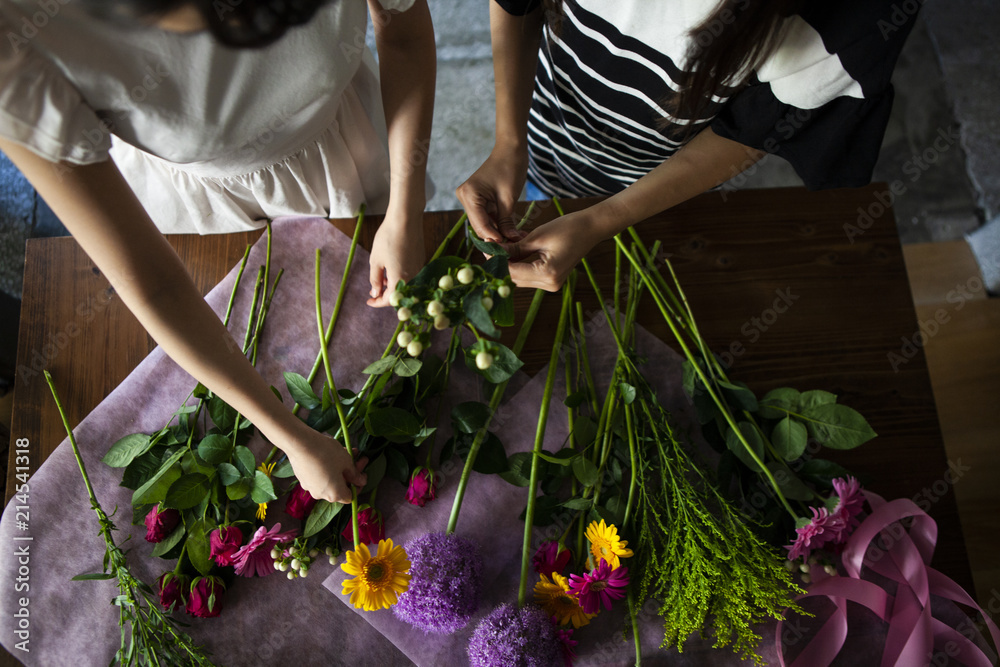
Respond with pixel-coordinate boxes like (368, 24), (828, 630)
(2, 186), (974, 665)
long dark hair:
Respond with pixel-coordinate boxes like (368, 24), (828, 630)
(78, 0), (329, 48)
(542, 0), (800, 133)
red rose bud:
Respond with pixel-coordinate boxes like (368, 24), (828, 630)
(284, 484), (318, 520)
(209, 525), (244, 567)
(405, 468), (438, 507)
(156, 572), (188, 611)
(144, 504), (180, 543)
(186, 576), (225, 618)
(341, 507), (385, 544)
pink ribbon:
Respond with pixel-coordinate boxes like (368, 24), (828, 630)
(776, 491), (1000, 666)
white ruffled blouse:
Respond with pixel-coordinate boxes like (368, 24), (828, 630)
(0, 0), (416, 233)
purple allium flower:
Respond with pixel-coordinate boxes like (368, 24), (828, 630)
(392, 532), (484, 633)
(468, 604), (561, 667)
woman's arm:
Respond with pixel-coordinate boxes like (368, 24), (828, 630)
(506, 127), (766, 291)
(455, 1), (544, 244)
(366, 0), (436, 306)
(0, 138), (367, 503)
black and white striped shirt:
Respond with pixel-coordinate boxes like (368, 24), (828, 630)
(495, 0), (916, 196)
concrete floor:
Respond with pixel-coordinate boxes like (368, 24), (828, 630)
(0, 1), (997, 336)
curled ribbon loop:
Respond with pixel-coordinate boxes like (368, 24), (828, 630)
(776, 491), (1000, 666)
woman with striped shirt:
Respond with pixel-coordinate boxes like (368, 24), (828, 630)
(457, 0), (917, 290)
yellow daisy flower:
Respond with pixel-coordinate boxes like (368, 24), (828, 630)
(341, 538), (411, 611)
(256, 462), (277, 521)
(534, 573), (595, 628)
(586, 519), (633, 568)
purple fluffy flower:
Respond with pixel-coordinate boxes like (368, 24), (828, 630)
(468, 604), (561, 667)
(392, 532), (484, 633)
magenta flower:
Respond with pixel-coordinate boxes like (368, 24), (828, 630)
(405, 468), (438, 507)
(284, 484), (318, 520)
(231, 523), (298, 577)
(342, 507), (385, 545)
(144, 504), (180, 543)
(156, 572), (188, 611)
(186, 576), (225, 618)
(786, 506), (845, 561)
(830, 476), (865, 541)
(555, 625), (577, 666)
(533, 541), (572, 577)
(567, 560), (629, 614)
(209, 525), (244, 567)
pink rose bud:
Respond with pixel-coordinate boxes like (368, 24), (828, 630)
(209, 525), (244, 567)
(284, 484), (318, 521)
(341, 507), (385, 545)
(186, 576), (225, 618)
(405, 468), (438, 508)
(144, 504), (180, 543)
(156, 572), (188, 611)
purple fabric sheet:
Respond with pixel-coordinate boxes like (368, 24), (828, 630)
(1, 216), (991, 666)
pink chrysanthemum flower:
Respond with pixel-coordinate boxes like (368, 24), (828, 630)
(786, 506), (847, 562)
(567, 560), (629, 614)
(555, 625), (577, 667)
(829, 476), (865, 541)
(231, 523), (298, 577)
(533, 541), (572, 577)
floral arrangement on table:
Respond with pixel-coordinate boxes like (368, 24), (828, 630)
(50, 201), (1000, 666)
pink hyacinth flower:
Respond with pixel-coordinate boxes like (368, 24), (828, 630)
(567, 560), (629, 615)
(231, 523), (298, 577)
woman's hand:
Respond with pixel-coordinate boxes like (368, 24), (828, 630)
(271, 420), (369, 504)
(505, 209), (607, 291)
(456, 144), (530, 243)
(368, 211), (425, 307)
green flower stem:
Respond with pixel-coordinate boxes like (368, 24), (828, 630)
(249, 269), (283, 365)
(613, 238), (796, 519)
(614, 241), (622, 324)
(223, 246), (251, 327)
(518, 201), (536, 229)
(628, 587), (642, 667)
(242, 267), (265, 354)
(315, 249), (361, 549)
(251, 223), (273, 361)
(518, 278), (574, 606)
(623, 401), (639, 529)
(575, 303), (601, 416)
(446, 288), (546, 535)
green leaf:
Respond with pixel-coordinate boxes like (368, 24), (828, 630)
(719, 381), (759, 412)
(476, 342), (523, 384)
(469, 234), (510, 258)
(361, 454), (387, 494)
(463, 287), (500, 338)
(270, 385), (284, 403)
(798, 458), (853, 488)
(518, 495), (562, 527)
(72, 573), (115, 581)
(499, 452), (533, 487)
(363, 357), (396, 375)
(564, 391), (586, 409)
(758, 387), (801, 420)
(772, 417), (808, 461)
(233, 446), (256, 476)
(251, 471), (277, 504)
(572, 456), (599, 487)
(471, 432), (508, 475)
(451, 401), (491, 435)
(802, 403), (877, 450)
(284, 372), (320, 410)
(132, 450), (186, 506)
(271, 458), (295, 479)
(151, 523), (186, 558)
(681, 359), (698, 398)
(121, 450), (164, 491)
(163, 474), (210, 510)
(603, 495), (626, 526)
(410, 256), (466, 288)
(571, 415), (598, 448)
(766, 463), (814, 501)
(225, 477), (252, 500)
(385, 448), (409, 484)
(304, 500), (345, 538)
(492, 289), (515, 328)
(483, 254), (510, 279)
(800, 390), (837, 410)
(394, 357), (422, 378)
(365, 407), (422, 443)
(619, 382), (637, 405)
(102, 433), (153, 468)
(208, 394), (237, 433)
(536, 451), (573, 466)
(197, 434), (233, 465)
(561, 497), (593, 511)
(725, 421), (764, 472)
(186, 519), (213, 577)
(413, 426), (437, 448)
(217, 463), (242, 486)
(193, 383), (209, 398)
